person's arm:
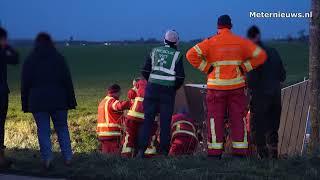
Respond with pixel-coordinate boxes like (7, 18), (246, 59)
(174, 56), (185, 90)
(274, 50), (286, 82)
(141, 50), (153, 80)
(111, 99), (131, 111)
(4, 46), (19, 65)
(241, 40), (267, 73)
(60, 55), (77, 109)
(186, 39), (213, 74)
(20, 58), (32, 112)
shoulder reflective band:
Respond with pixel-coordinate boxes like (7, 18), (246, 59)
(121, 132), (134, 153)
(243, 60), (253, 72)
(212, 60), (242, 66)
(172, 130), (197, 139)
(232, 117), (248, 149)
(104, 97), (112, 125)
(97, 123), (122, 128)
(207, 77), (245, 86)
(150, 74), (176, 81)
(135, 97), (144, 102)
(112, 100), (120, 111)
(172, 120), (196, 132)
(97, 131), (121, 137)
(253, 47), (262, 58)
(193, 45), (208, 71)
(208, 118), (223, 150)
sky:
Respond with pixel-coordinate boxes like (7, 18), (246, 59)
(0, 0), (311, 41)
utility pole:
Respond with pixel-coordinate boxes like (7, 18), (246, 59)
(309, 0), (320, 155)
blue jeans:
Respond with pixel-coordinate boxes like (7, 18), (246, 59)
(33, 110), (72, 161)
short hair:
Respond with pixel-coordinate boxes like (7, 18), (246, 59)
(247, 25), (260, 39)
(107, 84), (121, 94)
(0, 27), (7, 39)
(35, 32), (54, 48)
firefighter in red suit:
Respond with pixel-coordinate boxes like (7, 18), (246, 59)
(96, 84), (131, 154)
(169, 111), (198, 156)
(121, 78), (158, 158)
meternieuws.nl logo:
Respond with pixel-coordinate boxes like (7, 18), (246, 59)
(250, 11), (313, 18)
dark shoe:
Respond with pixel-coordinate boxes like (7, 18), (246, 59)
(208, 155), (222, 160)
(0, 148), (12, 169)
(0, 158), (12, 169)
(257, 146), (269, 159)
(64, 159), (72, 167)
(42, 159), (52, 170)
(136, 150), (145, 159)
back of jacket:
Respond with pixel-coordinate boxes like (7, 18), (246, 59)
(0, 46), (19, 94)
(21, 47), (77, 112)
(247, 44), (286, 95)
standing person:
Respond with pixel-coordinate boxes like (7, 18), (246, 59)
(186, 15), (267, 158)
(169, 110), (198, 156)
(21, 33), (77, 169)
(0, 27), (19, 168)
(137, 30), (185, 157)
(121, 78), (158, 158)
(246, 26), (286, 159)
(96, 84), (131, 154)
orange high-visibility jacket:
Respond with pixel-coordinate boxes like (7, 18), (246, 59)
(186, 28), (267, 90)
(96, 96), (131, 140)
(171, 113), (197, 140)
(127, 79), (147, 121)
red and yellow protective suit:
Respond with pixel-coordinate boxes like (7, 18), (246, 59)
(96, 95), (130, 154)
(121, 79), (158, 157)
(186, 28), (267, 156)
(169, 113), (198, 156)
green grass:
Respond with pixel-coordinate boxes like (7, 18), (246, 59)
(2, 41), (311, 179)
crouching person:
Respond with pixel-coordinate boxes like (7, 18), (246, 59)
(97, 84), (130, 154)
(169, 111), (198, 156)
(121, 78), (158, 158)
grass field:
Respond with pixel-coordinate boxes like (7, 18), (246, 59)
(1, 41), (314, 179)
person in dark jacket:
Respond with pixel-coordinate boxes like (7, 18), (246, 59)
(0, 27), (19, 168)
(21, 33), (77, 169)
(246, 26), (286, 159)
(137, 30), (185, 157)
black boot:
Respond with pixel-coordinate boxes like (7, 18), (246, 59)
(257, 145), (269, 159)
(0, 147), (12, 169)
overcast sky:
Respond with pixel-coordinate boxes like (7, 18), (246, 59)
(0, 0), (311, 41)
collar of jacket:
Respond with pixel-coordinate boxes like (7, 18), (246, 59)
(164, 44), (177, 50)
(217, 28), (232, 35)
(107, 94), (119, 100)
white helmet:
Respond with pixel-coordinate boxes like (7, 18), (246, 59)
(164, 30), (179, 45)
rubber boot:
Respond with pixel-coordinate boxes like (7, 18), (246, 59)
(0, 148), (12, 169)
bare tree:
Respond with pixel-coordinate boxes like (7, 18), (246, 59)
(309, 0), (320, 155)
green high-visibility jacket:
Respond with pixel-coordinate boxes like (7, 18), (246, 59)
(148, 46), (182, 86)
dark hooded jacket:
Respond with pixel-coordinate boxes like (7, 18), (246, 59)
(247, 42), (286, 95)
(0, 45), (19, 94)
(21, 45), (77, 112)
